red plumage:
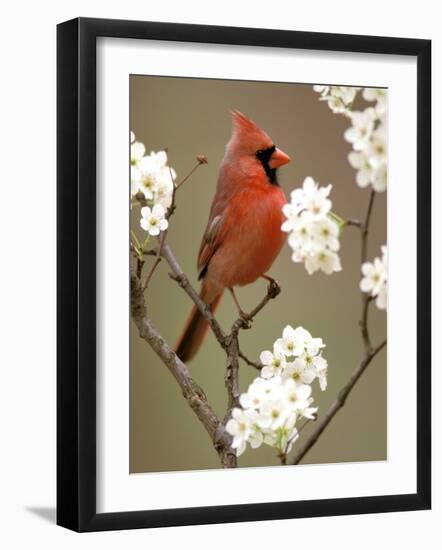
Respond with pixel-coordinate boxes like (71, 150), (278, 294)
(175, 111), (291, 362)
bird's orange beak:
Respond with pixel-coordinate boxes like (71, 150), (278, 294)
(268, 147), (291, 169)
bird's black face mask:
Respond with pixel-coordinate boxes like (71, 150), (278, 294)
(255, 145), (278, 186)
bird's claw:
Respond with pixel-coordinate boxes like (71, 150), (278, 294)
(239, 311), (253, 329)
(267, 278), (281, 299)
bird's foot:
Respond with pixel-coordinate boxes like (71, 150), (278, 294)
(266, 277), (281, 299)
(238, 310), (253, 329)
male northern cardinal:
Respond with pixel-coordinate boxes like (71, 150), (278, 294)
(175, 111), (291, 362)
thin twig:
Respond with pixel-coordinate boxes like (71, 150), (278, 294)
(175, 156), (208, 191)
(244, 279), (281, 322)
(142, 230), (167, 291)
(136, 258), (144, 279)
(345, 219), (362, 228)
(161, 244), (228, 348)
(361, 190), (376, 265)
(280, 425), (306, 465)
(297, 418), (312, 434)
(291, 339), (386, 465)
(360, 190), (376, 351)
(238, 350), (262, 370)
(360, 294), (374, 352)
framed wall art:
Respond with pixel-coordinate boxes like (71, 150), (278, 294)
(57, 17), (431, 531)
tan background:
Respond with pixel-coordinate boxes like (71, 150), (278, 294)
(130, 76), (387, 473)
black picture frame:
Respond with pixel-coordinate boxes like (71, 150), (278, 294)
(57, 17), (431, 532)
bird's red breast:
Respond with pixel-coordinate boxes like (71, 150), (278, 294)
(203, 171), (287, 290)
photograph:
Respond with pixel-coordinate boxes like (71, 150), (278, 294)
(129, 76), (388, 473)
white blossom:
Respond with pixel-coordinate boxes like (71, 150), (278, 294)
(344, 109), (376, 151)
(226, 408), (262, 456)
(360, 257), (386, 296)
(305, 249), (342, 275)
(348, 150), (374, 189)
(371, 163), (387, 193)
(314, 85), (360, 114)
(315, 355), (329, 391)
(360, 245), (388, 311)
(376, 283), (387, 310)
(363, 88), (387, 115)
(282, 177), (342, 275)
(130, 132), (177, 211)
(282, 380), (313, 413)
(288, 176), (332, 221)
(258, 397), (294, 431)
(260, 346), (287, 379)
(239, 377), (279, 410)
(275, 325), (307, 357)
(287, 216), (313, 251)
(227, 326), (329, 457)
(313, 86), (388, 193)
(313, 85), (330, 95)
(140, 204), (168, 236)
(282, 360), (317, 385)
(133, 150), (176, 203)
(311, 217), (340, 251)
(131, 140), (145, 165)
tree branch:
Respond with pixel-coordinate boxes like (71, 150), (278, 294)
(130, 271), (236, 467)
(290, 188), (383, 465)
(223, 330), (241, 415)
(223, 278), (282, 421)
(141, 229), (167, 291)
(291, 339), (386, 465)
(160, 242), (281, 458)
(175, 156), (208, 191)
(360, 189), (376, 352)
(361, 190), (376, 265)
(245, 278), (281, 322)
(238, 350), (262, 370)
(161, 244), (228, 348)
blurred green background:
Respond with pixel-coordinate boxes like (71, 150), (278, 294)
(130, 76), (387, 473)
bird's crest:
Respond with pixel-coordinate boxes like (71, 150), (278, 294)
(229, 110), (273, 151)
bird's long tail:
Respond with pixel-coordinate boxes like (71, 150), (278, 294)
(175, 280), (223, 362)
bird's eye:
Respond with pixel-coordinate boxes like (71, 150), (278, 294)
(255, 145), (276, 160)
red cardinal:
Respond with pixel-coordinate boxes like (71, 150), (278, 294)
(175, 111), (291, 362)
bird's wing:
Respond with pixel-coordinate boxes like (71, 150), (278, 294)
(197, 214), (225, 280)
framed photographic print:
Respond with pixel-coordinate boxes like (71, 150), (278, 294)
(57, 17), (431, 532)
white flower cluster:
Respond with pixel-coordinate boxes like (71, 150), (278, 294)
(360, 245), (387, 310)
(131, 131), (176, 236)
(314, 86), (388, 193)
(281, 177), (342, 275)
(313, 85), (360, 114)
(226, 326), (328, 457)
(346, 89), (387, 192)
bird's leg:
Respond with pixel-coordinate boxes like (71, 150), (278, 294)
(261, 274), (281, 299)
(229, 288), (252, 326)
